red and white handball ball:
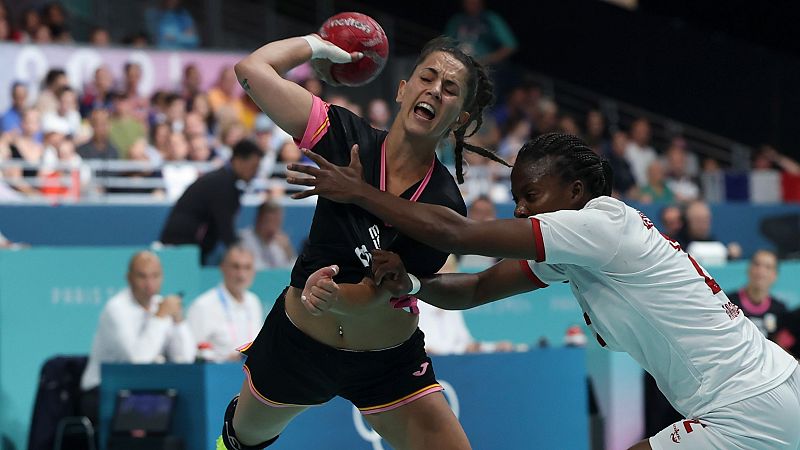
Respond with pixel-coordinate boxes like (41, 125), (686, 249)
(318, 12), (389, 86)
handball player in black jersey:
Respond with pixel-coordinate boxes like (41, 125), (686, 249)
(217, 33), (507, 450)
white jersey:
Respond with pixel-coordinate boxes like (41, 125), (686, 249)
(521, 196), (798, 417)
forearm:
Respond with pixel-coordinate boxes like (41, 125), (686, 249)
(237, 37), (312, 77)
(234, 37), (314, 140)
(418, 259), (537, 310)
(353, 188), (472, 254)
(417, 273), (483, 310)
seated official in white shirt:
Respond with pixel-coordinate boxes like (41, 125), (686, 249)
(187, 245), (264, 362)
(79, 251), (196, 423)
(238, 200), (296, 270)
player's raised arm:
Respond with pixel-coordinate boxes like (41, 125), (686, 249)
(233, 35), (362, 139)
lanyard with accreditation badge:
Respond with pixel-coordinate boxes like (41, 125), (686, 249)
(216, 286), (254, 347)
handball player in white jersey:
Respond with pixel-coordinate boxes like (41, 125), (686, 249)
(290, 133), (800, 449)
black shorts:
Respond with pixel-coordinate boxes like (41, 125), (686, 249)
(239, 288), (442, 414)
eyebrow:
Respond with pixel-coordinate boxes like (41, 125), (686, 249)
(420, 67), (462, 90)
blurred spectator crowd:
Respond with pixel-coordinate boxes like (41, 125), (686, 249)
(0, 0), (799, 208)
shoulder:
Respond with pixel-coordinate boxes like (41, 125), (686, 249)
(314, 102), (384, 158)
(103, 290), (133, 315)
(540, 196), (628, 226)
(244, 292), (262, 308)
(188, 288), (217, 310)
(587, 195), (629, 215)
(238, 228), (257, 241)
(772, 296), (790, 312)
(329, 105), (380, 137)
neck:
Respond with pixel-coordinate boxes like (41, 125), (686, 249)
(745, 286), (769, 304)
(133, 293), (151, 309)
(385, 125), (437, 180)
(225, 285), (244, 302)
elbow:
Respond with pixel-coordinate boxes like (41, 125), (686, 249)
(233, 59), (252, 81)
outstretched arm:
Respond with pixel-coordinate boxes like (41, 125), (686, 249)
(372, 251), (539, 310)
(289, 146), (540, 260)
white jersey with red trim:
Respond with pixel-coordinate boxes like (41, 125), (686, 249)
(521, 196), (798, 418)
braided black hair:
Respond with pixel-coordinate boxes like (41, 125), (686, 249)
(412, 37), (511, 183)
(516, 132), (614, 198)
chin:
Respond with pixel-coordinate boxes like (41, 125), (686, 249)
(404, 120), (443, 140)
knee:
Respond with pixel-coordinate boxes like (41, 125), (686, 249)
(220, 395), (280, 450)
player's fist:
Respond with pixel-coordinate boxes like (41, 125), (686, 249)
(301, 265), (340, 316)
(372, 250), (412, 297)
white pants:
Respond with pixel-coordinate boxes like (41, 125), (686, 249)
(650, 365), (800, 450)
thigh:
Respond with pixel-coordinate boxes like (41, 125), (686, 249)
(363, 392), (471, 450)
(233, 380), (309, 444)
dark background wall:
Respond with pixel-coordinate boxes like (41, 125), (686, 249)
(364, 0), (800, 158)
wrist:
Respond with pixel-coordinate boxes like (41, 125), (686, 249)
(352, 187), (372, 207)
(301, 35), (325, 60)
(301, 34), (351, 63)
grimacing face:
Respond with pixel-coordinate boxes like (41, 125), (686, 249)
(396, 51), (471, 141)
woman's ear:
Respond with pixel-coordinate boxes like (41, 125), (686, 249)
(395, 80), (406, 103)
(571, 180), (586, 203)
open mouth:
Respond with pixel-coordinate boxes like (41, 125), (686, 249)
(413, 102), (436, 121)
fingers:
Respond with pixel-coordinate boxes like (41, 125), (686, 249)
(350, 51), (364, 62)
(373, 264), (397, 286)
(302, 283), (338, 315)
(312, 277), (339, 297)
(300, 294), (323, 315)
(301, 149), (332, 168)
(318, 264), (339, 279)
(287, 163), (322, 177)
(316, 277), (339, 294)
(291, 188), (318, 200)
(349, 144), (362, 170)
(286, 177), (317, 186)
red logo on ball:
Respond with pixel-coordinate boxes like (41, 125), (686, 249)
(318, 12), (389, 86)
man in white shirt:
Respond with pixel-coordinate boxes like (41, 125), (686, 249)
(238, 201), (295, 270)
(187, 245), (264, 362)
(80, 251), (195, 422)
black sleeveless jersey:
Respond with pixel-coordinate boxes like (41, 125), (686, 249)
(289, 104), (466, 288)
